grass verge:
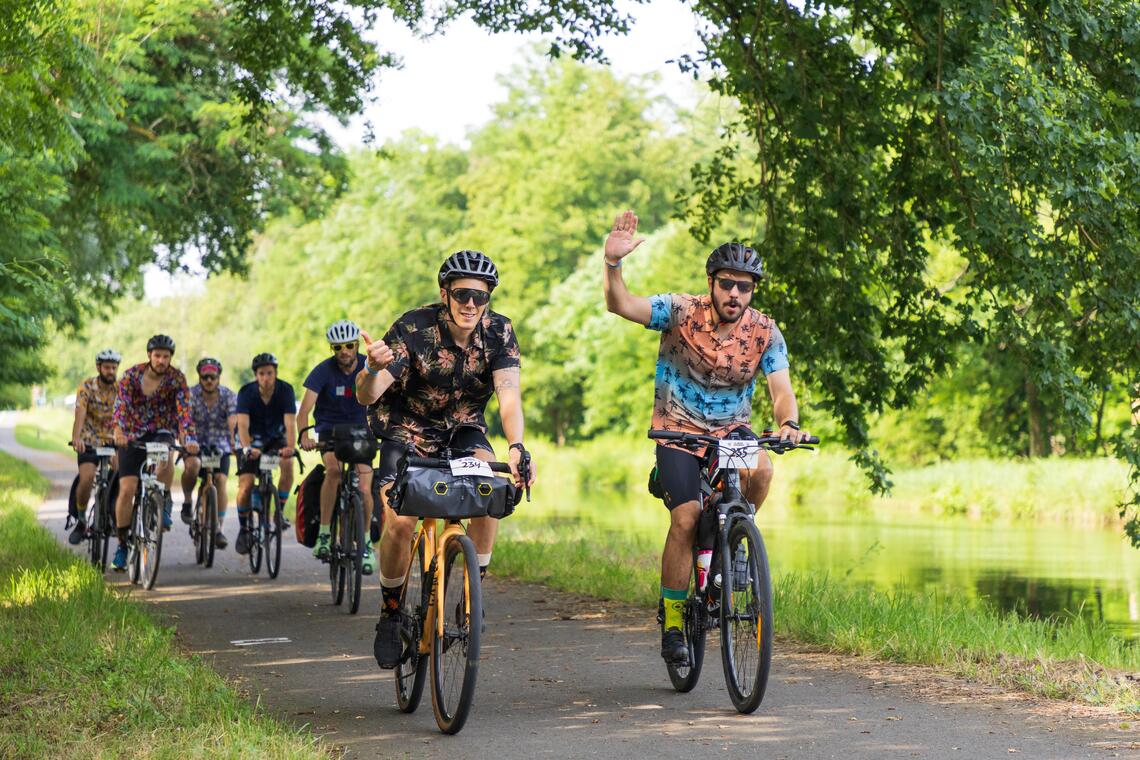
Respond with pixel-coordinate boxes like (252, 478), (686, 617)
(0, 451), (325, 758)
(494, 529), (1140, 713)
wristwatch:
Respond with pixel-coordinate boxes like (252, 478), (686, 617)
(781, 420), (800, 430)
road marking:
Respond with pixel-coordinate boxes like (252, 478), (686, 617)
(230, 637), (291, 647)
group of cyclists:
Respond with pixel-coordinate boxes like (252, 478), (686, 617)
(65, 213), (811, 678)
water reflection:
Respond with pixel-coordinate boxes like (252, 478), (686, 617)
(508, 489), (1140, 640)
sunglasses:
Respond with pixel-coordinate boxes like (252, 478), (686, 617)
(715, 277), (756, 294)
(448, 288), (491, 306)
(199, 374), (219, 381)
(330, 342), (358, 352)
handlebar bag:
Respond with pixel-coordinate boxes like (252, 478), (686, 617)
(393, 466), (517, 520)
(331, 425), (378, 465)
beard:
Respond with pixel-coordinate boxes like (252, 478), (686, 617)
(98, 373), (116, 385)
(712, 298), (745, 324)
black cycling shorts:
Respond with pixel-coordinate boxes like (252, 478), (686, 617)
(376, 427), (493, 486)
(76, 449), (101, 467)
(118, 432), (174, 479)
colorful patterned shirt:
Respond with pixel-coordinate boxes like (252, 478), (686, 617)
(367, 303), (521, 452)
(76, 377), (118, 446)
(190, 384), (237, 452)
(113, 363), (196, 443)
(646, 293), (788, 450)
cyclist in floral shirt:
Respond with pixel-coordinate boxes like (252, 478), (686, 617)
(109, 334), (198, 571)
(179, 357), (237, 549)
(358, 250), (536, 669)
(67, 348), (121, 544)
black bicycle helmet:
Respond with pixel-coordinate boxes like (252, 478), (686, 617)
(437, 250), (499, 290)
(196, 357), (222, 374)
(251, 352), (278, 371)
(705, 242), (763, 280)
(147, 334), (176, 353)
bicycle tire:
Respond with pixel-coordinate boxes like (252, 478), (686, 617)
(719, 516), (773, 714)
(266, 490), (283, 579)
(193, 485), (206, 566)
(345, 491), (364, 614)
(128, 492), (141, 584)
(430, 533), (482, 734)
(248, 484), (266, 574)
(204, 483), (217, 568)
(329, 494), (345, 605)
(141, 490), (164, 590)
(395, 533), (428, 713)
(87, 482), (103, 568)
(666, 551), (708, 693)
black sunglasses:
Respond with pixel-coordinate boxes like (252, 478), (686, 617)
(330, 342), (358, 352)
(199, 374), (219, 381)
(715, 277), (756, 294)
(449, 288), (491, 306)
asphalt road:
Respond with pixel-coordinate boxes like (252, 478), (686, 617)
(2, 412), (1136, 759)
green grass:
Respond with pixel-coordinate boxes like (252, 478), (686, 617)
(494, 529), (1140, 713)
(0, 451), (326, 758)
(14, 406), (73, 454)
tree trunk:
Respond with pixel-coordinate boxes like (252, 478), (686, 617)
(1026, 376), (1047, 457)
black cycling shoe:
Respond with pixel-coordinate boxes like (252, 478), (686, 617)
(214, 531), (228, 550)
(374, 611), (403, 669)
(661, 628), (689, 666)
(235, 527), (251, 555)
(180, 502), (192, 525)
(67, 521), (87, 546)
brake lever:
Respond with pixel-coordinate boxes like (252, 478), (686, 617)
(521, 452), (532, 502)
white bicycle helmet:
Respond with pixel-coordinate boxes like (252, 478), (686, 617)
(95, 348), (121, 363)
(326, 319), (360, 344)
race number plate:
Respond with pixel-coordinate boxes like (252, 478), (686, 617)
(259, 454), (281, 471)
(145, 442), (170, 462)
(200, 455), (222, 469)
(449, 457), (494, 478)
(95, 447), (116, 457)
(718, 440), (759, 469)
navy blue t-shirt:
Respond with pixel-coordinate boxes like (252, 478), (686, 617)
(236, 379), (296, 444)
(304, 355), (366, 434)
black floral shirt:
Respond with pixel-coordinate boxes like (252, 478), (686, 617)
(367, 303), (521, 451)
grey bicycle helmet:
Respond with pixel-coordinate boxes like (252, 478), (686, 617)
(95, 348), (121, 364)
(326, 319), (360, 344)
(705, 242), (763, 280)
(147, 334), (176, 353)
(437, 250), (499, 290)
(251, 352), (278, 371)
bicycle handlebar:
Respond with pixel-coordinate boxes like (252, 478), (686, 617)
(648, 429), (820, 452)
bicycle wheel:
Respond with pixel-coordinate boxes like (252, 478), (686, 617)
(248, 505), (263, 574)
(140, 490), (164, 590)
(87, 486), (103, 568)
(396, 533), (428, 713)
(193, 487), (206, 566)
(128, 494), (142, 584)
(329, 497), (345, 605)
(344, 491), (364, 614)
(430, 533), (482, 734)
(666, 553), (708, 693)
(719, 516), (773, 714)
(203, 484), (217, 569)
(266, 491), (283, 579)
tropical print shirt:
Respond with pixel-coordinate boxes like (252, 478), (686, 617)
(190, 384), (237, 452)
(113, 363), (196, 443)
(646, 293), (788, 451)
(367, 303), (521, 452)
(76, 377), (118, 446)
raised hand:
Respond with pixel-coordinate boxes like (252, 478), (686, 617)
(360, 329), (395, 374)
(604, 209), (646, 264)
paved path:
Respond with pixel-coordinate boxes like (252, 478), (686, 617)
(2, 412), (1136, 759)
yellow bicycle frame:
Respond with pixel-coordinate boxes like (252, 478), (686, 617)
(411, 517), (473, 652)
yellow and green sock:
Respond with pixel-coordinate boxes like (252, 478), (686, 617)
(661, 586), (687, 631)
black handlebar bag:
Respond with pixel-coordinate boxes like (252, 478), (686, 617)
(331, 425), (377, 465)
(393, 465), (518, 520)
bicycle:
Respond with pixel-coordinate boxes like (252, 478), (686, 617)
(300, 424), (375, 615)
(126, 433), (180, 590)
(388, 443), (531, 735)
(67, 442), (117, 572)
(244, 439), (290, 579)
(648, 428), (818, 714)
(188, 445), (224, 568)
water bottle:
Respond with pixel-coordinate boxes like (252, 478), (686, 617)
(696, 549), (712, 591)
